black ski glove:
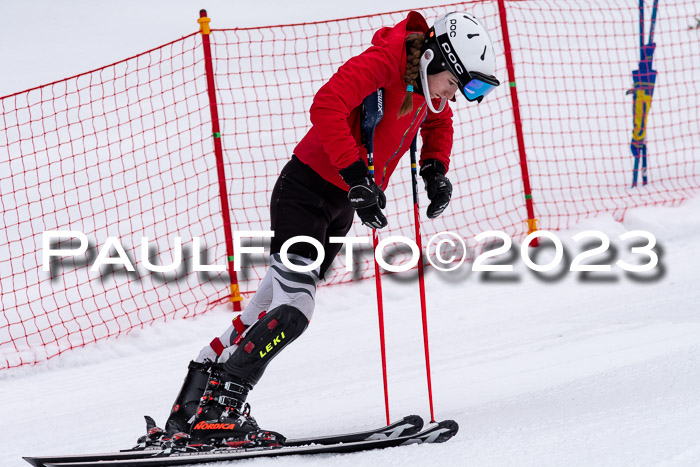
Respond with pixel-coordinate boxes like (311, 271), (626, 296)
(419, 159), (453, 219)
(339, 159), (388, 229)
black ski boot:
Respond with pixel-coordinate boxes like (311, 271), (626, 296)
(187, 364), (285, 448)
(136, 360), (211, 448)
(165, 361), (212, 435)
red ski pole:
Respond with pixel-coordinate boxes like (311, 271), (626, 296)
(409, 136), (436, 423)
(361, 89), (389, 425)
(371, 228), (389, 425)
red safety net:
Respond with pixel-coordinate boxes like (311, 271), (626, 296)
(1, 1), (698, 369)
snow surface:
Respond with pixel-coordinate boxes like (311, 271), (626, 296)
(2, 197), (700, 467)
(2, 1), (700, 466)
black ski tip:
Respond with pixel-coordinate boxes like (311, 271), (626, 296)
(403, 415), (424, 432)
(22, 457), (41, 467)
(435, 420), (459, 443)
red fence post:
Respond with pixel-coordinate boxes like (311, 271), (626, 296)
(497, 0), (539, 244)
(198, 9), (243, 311)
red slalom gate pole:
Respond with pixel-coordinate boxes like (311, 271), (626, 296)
(497, 0), (539, 245)
(409, 136), (435, 423)
(198, 10), (242, 311)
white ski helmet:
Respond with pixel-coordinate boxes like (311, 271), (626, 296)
(420, 12), (500, 112)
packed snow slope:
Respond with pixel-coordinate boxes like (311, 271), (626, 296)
(2, 1), (699, 466)
(2, 196), (699, 467)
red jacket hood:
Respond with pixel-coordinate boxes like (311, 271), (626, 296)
(294, 11), (453, 191)
(371, 11), (429, 56)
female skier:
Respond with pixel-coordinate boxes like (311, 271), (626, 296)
(140, 10), (499, 447)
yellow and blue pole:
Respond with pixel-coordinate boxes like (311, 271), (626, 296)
(628, 0), (659, 188)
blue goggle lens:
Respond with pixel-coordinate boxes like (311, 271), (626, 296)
(462, 78), (498, 102)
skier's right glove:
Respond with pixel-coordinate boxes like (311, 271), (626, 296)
(339, 159), (388, 229)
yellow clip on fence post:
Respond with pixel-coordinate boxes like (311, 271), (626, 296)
(527, 218), (539, 235)
(230, 284), (243, 303)
(198, 11), (211, 35)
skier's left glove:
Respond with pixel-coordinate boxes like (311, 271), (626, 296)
(420, 159), (452, 219)
(339, 159), (388, 229)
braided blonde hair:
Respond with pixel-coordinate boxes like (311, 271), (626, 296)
(398, 32), (426, 118)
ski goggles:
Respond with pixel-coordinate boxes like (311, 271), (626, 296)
(460, 71), (500, 103)
(430, 29), (500, 104)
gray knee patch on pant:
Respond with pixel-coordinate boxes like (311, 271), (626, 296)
(222, 304), (309, 387)
(266, 253), (319, 321)
(196, 253), (318, 364)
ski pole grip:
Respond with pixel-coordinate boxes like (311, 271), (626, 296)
(360, 88), (385, 156)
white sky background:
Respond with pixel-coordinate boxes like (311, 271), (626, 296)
(0, 0), (455, 97)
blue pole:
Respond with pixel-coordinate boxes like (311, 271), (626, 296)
(641, 146), (648, 185)
(632, 154), (640, 188)
(639, 0), (645, 60)
(649, 0), (660, 45)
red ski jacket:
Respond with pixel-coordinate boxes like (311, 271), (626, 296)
(294, 11), (454, 191)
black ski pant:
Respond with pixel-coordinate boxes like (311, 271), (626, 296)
(270, 155), (355, 279)
(195, 155), (355, 364)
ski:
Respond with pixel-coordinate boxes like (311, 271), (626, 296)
(37, 420), (458, 467)
(24, 415), (424, 467)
